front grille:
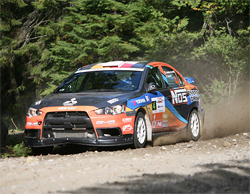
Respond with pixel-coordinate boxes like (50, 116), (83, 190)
(43, 111), (95, 139)
(43, 111), (93, 129)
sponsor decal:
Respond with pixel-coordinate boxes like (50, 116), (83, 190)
(158, 105), (164, 109)
(152, 101), (157, 111)
(107, 98), (119, 104)
(132, 98), (146, 106)
(96, 120), (115, 125)
(188, 90), (200, 102)
(58, 107), (76, 110)
(163, 123), (168, 128)
(152, 120), (162, 128)
(170, 89), (188, 105)
(152, 97), (165, 113)
(163, 114), (168, 119)
(164, 70), (175, 75)
(63, 98), (77, 106)
(26, 122), (41, 126)
(136, 98), (146, 104)
(122, 125), (133, 132)
(122, 118), (132, 123)
(126, 91), (187, 124)
(127, 93), (154, 110)
(35, 100), (41, 105)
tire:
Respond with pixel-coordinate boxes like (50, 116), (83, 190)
(31, 146), (53, 156)
(133, 112), (147, 148)
(187, 110), (201, 141)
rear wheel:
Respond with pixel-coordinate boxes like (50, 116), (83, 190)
(187, 110), (201, 141)
(134, 112), (147, 148)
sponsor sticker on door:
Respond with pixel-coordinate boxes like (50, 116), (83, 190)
(152, 97), (165, 113)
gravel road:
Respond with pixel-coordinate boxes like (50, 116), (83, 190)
(0, 131), (249, 194)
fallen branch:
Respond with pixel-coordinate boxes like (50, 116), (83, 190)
(11, 118), (18, 130)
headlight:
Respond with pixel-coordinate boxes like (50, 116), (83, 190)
(27, 107), (42, 117)
(95, 105), (125, 115)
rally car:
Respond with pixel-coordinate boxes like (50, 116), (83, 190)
(24, 61), (204, 154)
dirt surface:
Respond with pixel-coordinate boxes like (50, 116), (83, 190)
(0, 131), (249, 194)
(1, 90), (249, 194)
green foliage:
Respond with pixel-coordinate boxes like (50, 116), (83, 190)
(0, 0), (249, 128)
(189, 0), (249, 106)
(1, 132), (30, 158)
(1, 143), (31, 157)
(201, 79), (228, 106)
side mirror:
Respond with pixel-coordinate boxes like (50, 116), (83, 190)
(184, 77), (195, 84)
(147, 82), (157, 93)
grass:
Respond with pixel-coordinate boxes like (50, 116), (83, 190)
(8, 129), (24, 133)
(1, 130), (31, 157)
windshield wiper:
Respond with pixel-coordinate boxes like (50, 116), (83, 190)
(98, 89), (119, 92)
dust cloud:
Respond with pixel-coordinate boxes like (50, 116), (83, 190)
(202, 86), (250, 140)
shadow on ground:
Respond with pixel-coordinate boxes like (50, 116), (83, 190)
(58, 159), (250, 194)
(51, 144), (132, 155)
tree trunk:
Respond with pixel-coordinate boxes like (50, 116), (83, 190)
(8, 59), (26, 128)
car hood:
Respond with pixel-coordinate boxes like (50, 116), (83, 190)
(31, 92), (141, 110)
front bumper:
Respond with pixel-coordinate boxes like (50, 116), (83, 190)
(24, 134), (133, 147)
(25, 106), (136, 148)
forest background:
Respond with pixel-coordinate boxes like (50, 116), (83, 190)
(0, 0), (249, 129)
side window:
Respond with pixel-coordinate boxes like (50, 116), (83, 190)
(74, 74), (86, 92)
(162, 66), (183, 87)
(58, 77), (77, 93)
(147, 67), (164, 89)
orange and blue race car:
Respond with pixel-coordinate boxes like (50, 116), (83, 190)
(24, 61), (204, 154)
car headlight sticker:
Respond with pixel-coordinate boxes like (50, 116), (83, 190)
(95, 105), (125, 115)
(95, 109), (103, 115)
(27, 107), (42, 117)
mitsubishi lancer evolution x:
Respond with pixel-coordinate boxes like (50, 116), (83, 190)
(24, 61), (204, 154)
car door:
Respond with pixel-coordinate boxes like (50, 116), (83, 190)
(158, 65), (189, 131)
(145, 67), (168, 133)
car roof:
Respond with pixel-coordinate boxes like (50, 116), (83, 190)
(76, 61), (177, 71)
(77, 61), (149, 71)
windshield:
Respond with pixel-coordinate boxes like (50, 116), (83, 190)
(55, 70), (142, 93)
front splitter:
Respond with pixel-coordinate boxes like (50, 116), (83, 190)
(24, 134), (133, 147)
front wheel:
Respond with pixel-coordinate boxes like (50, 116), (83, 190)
(133, 112), (147, 148)
(187, 110), (201, 141)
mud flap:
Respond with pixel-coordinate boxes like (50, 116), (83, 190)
(198, 109), (204, 138)
(145, 115), (152, 141)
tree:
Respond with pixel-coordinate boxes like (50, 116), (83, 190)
(0, 0), (69, 127)
(0, 0), (249, 128)
(190, 0), (250, 105)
